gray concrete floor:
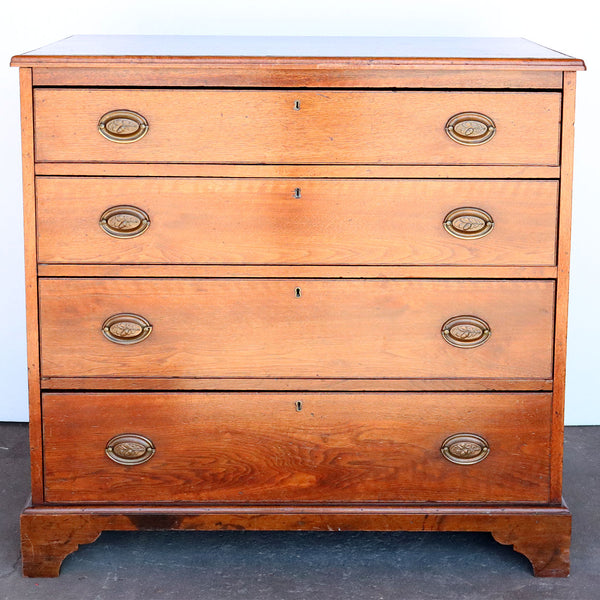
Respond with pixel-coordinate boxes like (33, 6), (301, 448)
(0, 423), (598, 600)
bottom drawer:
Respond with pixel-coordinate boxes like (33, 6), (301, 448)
(42, 392), (552, 504)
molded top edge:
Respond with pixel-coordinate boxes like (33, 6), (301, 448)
(11, 35), (585, 70)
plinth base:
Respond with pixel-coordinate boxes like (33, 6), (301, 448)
(20, 502), (571, 578)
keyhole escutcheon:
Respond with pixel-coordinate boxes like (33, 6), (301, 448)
(294, 100), (301, 110)
(295, 287), (302, 298)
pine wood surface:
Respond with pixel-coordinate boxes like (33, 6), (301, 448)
(33, 89), (561, 165)
(12, 35), (582, 578)
(19, 69), (44, 504)
(41, 391), (552, 504)
(11, 35), (585, 71)
(34, 163), (561, 178)
(38, 278), (555, 379)
(36, 264), (559, 279)
(550, 72), (577, 502)
(20, 503), (571, 578)
(31, 66), (564, 89)
(37, 178), (559, 266)
(39, 377), (553, 392)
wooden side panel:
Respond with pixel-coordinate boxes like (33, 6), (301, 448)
(42, 392), (552, 504)
(19, 69), (43, 504)
(36, 178), (559, 267)
(34, 89), (561, 165)
(31, 67), (564, 89)
(550, 72), (577, 502)
(38, 278), (555, 379)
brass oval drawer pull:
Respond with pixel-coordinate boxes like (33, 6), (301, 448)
(441, 433), (490, 465)
(445, 112), (496, 145)
(106, 434), (155, 465)
(102, 313), (152, 345)
(98, 109), (149, 143)
(443, 207), (494, 240)
(441, 315), (490, 348)
(99, 205), (150, 238)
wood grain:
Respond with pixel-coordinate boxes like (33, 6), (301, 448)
(36, 178), (559, 266)
(33, 89), (562, 165)
(12, 35), (583, 59)
(550, 72), (577, 502)
(21, 510), (103, 577)
(36, 264), (558, 279)
(19, 69), (44, 504)
(20, 502), (571, 577)
(31, 67), (564, 89)
(38, 278), (556, 379)
(11, 35), (585, 72)
(39, 377), (553, 392)
(34, 163), (561, 179)
(14, 35), (582, 579)
(41, 391), (552, 504)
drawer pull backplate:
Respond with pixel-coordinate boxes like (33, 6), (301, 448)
(443, 207), (494, 239)
(441, 433), (490, 465)
(99, 205), (150, 238)
(102, 313), (153, 345)
(441, 315), (491, 348)
(106, 434), (155, 465)
(445, 112), (496, 145)
(98, 109), (149, 143)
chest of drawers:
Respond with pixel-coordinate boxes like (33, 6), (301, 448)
(11, 35), (584, 578)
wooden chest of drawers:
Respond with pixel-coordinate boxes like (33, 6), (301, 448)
(11, 36), (584, 578)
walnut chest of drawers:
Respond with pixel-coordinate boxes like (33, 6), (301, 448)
(11, 36), (585, 577)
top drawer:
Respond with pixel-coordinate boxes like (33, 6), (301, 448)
(33, 89), (561, 165)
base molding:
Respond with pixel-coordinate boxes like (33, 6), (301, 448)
(21, 502), (571, 578)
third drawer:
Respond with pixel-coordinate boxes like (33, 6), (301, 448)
(39, 278), (555, 379)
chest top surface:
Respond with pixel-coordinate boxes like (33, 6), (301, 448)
(11, 35), (584, 70)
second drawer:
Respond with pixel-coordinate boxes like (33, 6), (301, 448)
(37, 178), (559, 266)
(39, 278), (555, 379)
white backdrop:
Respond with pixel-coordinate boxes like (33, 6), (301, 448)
(1, 1), (597, 423)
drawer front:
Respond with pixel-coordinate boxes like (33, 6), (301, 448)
(42, 392), (552, 504)
(39, 279), (554, 379)
(37, 178), (558, 266)
(34, 89), (561, 165)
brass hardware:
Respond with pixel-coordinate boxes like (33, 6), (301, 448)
(99, 205), (150, 238)
(445, 112), (496, 145)
(295, 287), (302, 298)
(294, 187), (302, 198)
(443, 207), (494, 240)
(295, 400), (303, 412)
(441, 315), (491, 348)
(98, 110), (149, 143)
(441, 433), (490, 465)
(294, 100), (301, 110)
(102, 313), (152, 345)
(106, 434), (155, 465)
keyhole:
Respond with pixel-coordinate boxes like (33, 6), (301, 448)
(294, 100), (301, 110)
(295, 287), (302, 298)
(295, 400), (303, 412)
(294, 188), (301, 198)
